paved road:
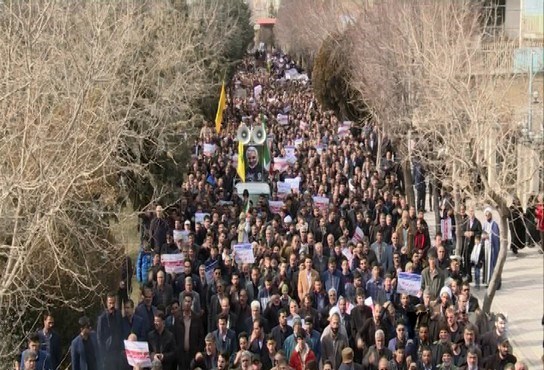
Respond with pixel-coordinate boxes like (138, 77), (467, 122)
(424, 209), (544, 368)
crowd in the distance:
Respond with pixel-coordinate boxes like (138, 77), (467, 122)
(18, 50), (542, 370)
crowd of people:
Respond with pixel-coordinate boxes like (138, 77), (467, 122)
(17, 50), (544, 370)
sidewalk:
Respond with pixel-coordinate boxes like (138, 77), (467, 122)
(424, 210), (544, 368)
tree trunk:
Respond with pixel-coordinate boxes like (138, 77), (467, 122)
(376, 132), (383, 175)
(482, 212), (509, 313)
(454, 190), (464, 256)
(432, 178), (441, 234)
(402, 160), (415, 207)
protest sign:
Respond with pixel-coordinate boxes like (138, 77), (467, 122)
(277, 182), (291, 195)
(441, 218), (453, 241)
(277, 113), (289, 126)
(284, 146), (296, 163)
(294, 138), (303, 148)
(161, 254), (184, 274)
(269, 201), (284, 214)
(312, 196), (329, 213)
(351, 226), (365, 244)
(273, 157), (289, 173)
(284, 177), (301, 193)
(315, 144), (327, 155)
(124, 340), (152, 368)
(203, 143), (216, 157)
(205, 260), (218, 285)
(254, 84), (263, 99)
(195, 212), (210, 224)
(233, 243), (255, 264)
(397, 272), (422, 297)
(338, 121), (352, 138)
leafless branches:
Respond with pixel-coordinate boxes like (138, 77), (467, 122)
(0, 0), (245, 359)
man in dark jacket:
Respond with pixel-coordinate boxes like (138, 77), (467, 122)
(148, 311), (177, 370)
(175, 294), (204, 369)
(37, 313), (62, 370)
(70, 317), (99, 370)
(96, 293), (124, 369)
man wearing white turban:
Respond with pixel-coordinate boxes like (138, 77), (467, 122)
(482, 207), (500, 289)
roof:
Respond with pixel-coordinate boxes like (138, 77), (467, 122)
(256, 18), (276, 26)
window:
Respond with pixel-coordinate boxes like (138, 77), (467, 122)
(483, 0), (507, 38)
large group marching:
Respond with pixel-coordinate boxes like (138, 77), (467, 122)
(20, 50), (543, 370)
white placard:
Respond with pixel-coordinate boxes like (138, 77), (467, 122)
(273, 157), (289, 173)
(233, 243), (255, 264)
(205, 260), (218, 285)
(284, 177), (301, 192)
(351, 226), (365, 244)
(269, 201), (284, 214)
(312, 196), (330, 213)
(315, 145), (327, 155)
(254, 84), (263, 99)
(161, 254), (185, 274)
(203, 143), (216, 157)
(397, 272), (422, 297)
(294, 138), (303, 148)
(277, 182), (291, 194)
(342, 248), (353, 266)
(441, 218), (453, 241)
(338, 121), (352, 138)
(284, 146), (296, 162)
(173, 229), (188, 243)
(124, 340), (152, 368)
(277, 113), (289, 126)
(194, 212), (210, 224)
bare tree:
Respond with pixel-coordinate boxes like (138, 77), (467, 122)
(348, 0), (543, 312)
(0, 0), (249, 360)
(275, 0), (362, 72)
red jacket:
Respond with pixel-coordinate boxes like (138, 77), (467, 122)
(536, 203), (544, 231)
(289, 348), (316, 370)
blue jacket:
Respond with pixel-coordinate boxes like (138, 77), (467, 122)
(37, 329), (62, 370)
(20, 349), (51, 370)
(122, 314), (145, 341)
(96, 309), (124, 355)
(134, 303), (157, 341)
(136, 248), (152, 283)
(70, 332), (99, 370)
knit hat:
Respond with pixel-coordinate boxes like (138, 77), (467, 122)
(440, 286), (452, 299)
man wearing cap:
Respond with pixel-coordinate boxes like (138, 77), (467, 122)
(70, 317), (99, 370)
(482, 336), (516, 370)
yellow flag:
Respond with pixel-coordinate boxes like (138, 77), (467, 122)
(237, 140), (246, 182)
(215, 81), (227, 133)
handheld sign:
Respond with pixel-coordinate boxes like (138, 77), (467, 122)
(397, 272), (422, 297)
(233, 243), (255, 264)
(124, 340), (152, 368)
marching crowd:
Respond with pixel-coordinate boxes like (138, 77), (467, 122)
(18, 51), (544, 370)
